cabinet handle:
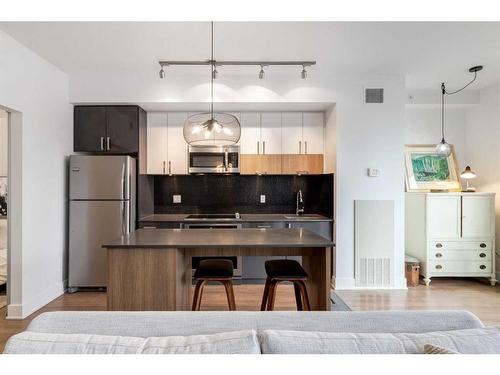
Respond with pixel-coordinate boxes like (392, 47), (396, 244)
(263, 141), (266, 155)
(480, 243), (487, 248)
(142, 226), (157, 229)
(480, 265), (486, 270)
(168, 161), (172, 175)
(162, 161), (166, 174)
(100, 137), (105, 150)
(296, 170), (309, 175)
(435, 265), (442, 270)
(299, 141), (302, 154)
(106, 137), (111, 150)
(435, 243), (443, 248)
(305, 141), (308, 154)
(435, 253), (442, 258)
(286, 223), (291, 229)
(479, 253), (486, 258)
(257, 141), (260, 155)
(257, 225), (271, 228)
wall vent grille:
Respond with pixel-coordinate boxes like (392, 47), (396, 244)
(358, 257), (391, 286)
(365, 88), (384, 104)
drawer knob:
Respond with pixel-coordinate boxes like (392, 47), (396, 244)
(435, 243), (443, 248)
(480, 243), (487, 248)
(480, 265), (486, 270)
(479, 253), (486, 258)
(435, 253), (442, 258)
(435, 265), (442, 270)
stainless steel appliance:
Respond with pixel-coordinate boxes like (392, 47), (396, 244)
(68, 155), (136, 291)
(188, 145), (240, 174)
(183, 214), (242, 277)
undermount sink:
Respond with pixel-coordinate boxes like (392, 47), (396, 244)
(283, 215), (320, 220)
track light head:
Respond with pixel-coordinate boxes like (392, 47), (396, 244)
(212, 67), (218, 79)
(159, 67), (165, 79)
(301, 66), (307, 79)
(259, 66), (265, 79)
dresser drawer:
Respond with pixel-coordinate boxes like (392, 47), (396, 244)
(429, 260), (492, 273)
(430, 249), (491, 261)
(430, 240), (491, 250)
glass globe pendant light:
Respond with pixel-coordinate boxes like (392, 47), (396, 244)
(183, 22), (241, 146)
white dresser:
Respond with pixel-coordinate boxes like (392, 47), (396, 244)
(405, 192), (496, 286)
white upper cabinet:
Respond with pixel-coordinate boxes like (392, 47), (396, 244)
(167, 112), (188, 175)
(146, 112), (167, 175)
(281, 112), (302, 154)
(240, 113), (260, 154)
(462, 195), (495, 238)
(146, 112), (188, 175)
(260, 112), (282, 154)
(303, 112), (324, 154)
(427, 195), (461, 239)
(0, 115), (7, 177)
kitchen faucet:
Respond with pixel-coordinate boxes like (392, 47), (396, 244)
(296, 189), (305, 215)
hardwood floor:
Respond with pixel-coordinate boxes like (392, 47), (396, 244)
(1, 278), (499, 353)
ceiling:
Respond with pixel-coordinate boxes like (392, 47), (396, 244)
(1, 22), (500, 89)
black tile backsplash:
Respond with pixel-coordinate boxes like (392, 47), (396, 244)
(154, 174), (333, 217)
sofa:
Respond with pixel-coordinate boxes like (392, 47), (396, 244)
(4, 310), (500, 354)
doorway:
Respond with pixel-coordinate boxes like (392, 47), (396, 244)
(0, 108), (8, 309)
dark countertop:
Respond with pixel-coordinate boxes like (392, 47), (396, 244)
(103, 228), (335, 249)
(139, 213), (333, 223)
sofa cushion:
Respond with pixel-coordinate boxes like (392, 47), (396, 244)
(259, 327), (500, 354)
(4, 330), (260, 354)
(25, 310), (484, 338)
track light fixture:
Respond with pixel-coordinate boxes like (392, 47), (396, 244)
(259, 65), (265, 79)
(212, 67), (218, 79)
(159, 66), (165, 79)
(301, 65), (307, 79)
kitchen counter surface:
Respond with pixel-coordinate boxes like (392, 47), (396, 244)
(139, 213), (333, 222)
(103, 228), (334, 249)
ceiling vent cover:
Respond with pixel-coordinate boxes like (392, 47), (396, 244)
(365, 88), (384, 104)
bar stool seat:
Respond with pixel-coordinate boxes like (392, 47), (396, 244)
(261, 259), (311, 311)
(192, 259), (236, 311)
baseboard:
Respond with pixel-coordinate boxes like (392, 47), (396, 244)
(7, 280), (65, 320)
(334, 277), (408, 290)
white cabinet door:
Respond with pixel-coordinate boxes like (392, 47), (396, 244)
(240, 113), (260, 154)
(427, 195), (461, 239)
(462, 195), (494, 238)
(260, 112), (282, 154)
(0, 115), (7, 177)
(167, 112), (188, 175)
(281, 112), (302, 154)
(146, 112), (167, 174)
(303, 112), (324, 154)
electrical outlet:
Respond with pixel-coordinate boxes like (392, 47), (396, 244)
(367, 168), (380, 177)
(173, 195), (181, 203)
(260, 195), (266, 203)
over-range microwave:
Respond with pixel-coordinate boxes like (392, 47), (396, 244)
(188, 145), (240, 174)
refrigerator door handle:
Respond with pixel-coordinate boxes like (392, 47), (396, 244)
(121, 201), (129, 236)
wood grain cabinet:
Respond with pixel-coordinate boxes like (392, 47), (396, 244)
(74, 105), (143, 154)
(146, 112), (188, 175)
(240, 154), (282, 175)
(406, 192), (497, 286)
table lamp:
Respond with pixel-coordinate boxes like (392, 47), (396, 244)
(460, 166), (477, 192)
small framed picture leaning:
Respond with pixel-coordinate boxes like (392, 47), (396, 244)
(405, 144), (461, 192)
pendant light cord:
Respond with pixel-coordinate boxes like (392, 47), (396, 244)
(210, 21), (214, 118)
(444, 71), (478, 95)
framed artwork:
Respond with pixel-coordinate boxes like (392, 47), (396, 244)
(405, 145), (461, 192)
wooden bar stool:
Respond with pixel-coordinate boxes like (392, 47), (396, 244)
(192, 259), (236, 311)
(260, 259), (311, 311)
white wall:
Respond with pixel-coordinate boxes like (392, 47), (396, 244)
(71, 71), (407, 289)
(0, 30), (72, 318)
(465, 83), (500, 278)
(405, 107), (468, 170)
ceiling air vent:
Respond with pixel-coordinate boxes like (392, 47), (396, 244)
(365, 88), (384, 104)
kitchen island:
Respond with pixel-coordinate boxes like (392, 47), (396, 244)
(103, 228), (334, 311)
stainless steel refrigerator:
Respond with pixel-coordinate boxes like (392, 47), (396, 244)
(68, 155), (136, 291)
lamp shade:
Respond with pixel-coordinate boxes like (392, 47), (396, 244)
(183, 112), (241, 146)
(460, 166), (477, 179)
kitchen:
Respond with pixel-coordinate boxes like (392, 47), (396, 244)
(68, 104), (336, 310)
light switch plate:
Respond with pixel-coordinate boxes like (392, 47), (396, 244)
(260, 195), (266, 203)
(173, 195), (182, 203)
(367, 168), (380, 177)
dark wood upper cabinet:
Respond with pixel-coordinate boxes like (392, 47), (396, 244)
(74, 106), (106, 152)
(74, 105), (144, 154)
